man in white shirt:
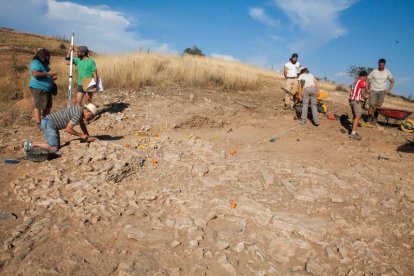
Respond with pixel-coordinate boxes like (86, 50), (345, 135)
(367, 58), (394, 124)
(283, 53), (300, 109)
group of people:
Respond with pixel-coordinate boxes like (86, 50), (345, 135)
(348, 58), (394, 140)
(23, 47), (394, 155)
(24, 45), (101, 154)
(283, 53), (395, 140)
(283, 53), (321, 126)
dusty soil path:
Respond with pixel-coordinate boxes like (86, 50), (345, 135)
(1, 78), (414, 275)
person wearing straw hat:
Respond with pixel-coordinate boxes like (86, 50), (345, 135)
(283, 53), (301, 109)
(23, 103), (98, 154)
(66, 45), (99, 105)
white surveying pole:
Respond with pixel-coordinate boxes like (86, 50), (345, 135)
(67, 32), (75, 106)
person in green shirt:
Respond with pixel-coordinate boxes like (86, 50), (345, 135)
(66, 45), (99, 105)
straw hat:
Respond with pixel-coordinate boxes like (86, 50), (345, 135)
(84, 103), (97, 115)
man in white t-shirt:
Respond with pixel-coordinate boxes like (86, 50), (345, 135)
(283, 53), (300, 109)
(367, 58), (394, 124)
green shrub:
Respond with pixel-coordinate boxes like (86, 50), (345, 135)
(336, 85), (349, 92)
(16, 64), (28, 73)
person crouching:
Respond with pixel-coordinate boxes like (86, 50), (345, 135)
(23, 104), (98, 154)
(297, 67), (320, 126)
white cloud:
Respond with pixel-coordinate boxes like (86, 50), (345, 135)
(335, 72), (348, 77)
(249, 8), (280, 27)
(0, 0), (177, 54)
(273, 0), (356, 51)
(211, 53), (238, 61)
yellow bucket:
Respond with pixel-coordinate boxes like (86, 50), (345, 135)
(317, 90), (329, 100)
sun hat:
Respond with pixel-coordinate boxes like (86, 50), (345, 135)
(84, 103), (97, 115)
(298, 66), (307, 73)
(77, 46), (89, 53)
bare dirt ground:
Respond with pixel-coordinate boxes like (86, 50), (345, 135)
(1, 77), (414, 275)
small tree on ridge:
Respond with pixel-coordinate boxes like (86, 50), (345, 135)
(183, 46), (205, 57)
(347, 66), (373, 79)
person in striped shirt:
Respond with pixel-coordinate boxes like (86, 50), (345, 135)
(23, 103), (98, 154)
(349, 71), (368, 140)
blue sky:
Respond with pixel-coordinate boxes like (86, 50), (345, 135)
(1, 0), (413, 97)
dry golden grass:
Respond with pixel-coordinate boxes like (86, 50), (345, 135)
(52, 53), (275, 92)
(3, 50), (278, 113)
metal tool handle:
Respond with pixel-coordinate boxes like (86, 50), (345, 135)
(67, 32), (75, 106)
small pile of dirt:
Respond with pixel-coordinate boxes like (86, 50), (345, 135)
(174, 115), (225, 129)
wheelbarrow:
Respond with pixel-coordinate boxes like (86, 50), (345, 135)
(316, 90), (329, 113)
(378, 108), (414, 133)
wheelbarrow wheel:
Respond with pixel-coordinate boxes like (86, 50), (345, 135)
(317, 103), (328, 113)
(401, 119), (414, 133)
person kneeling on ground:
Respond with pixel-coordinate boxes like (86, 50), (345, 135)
(297, 67), (320, 126)
(23, 103), (98, 154)
(349, 71), (368, 140)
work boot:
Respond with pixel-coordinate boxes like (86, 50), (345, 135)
(23, 139), (32, 153)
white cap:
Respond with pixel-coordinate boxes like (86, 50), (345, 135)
(84, 103), (97, 115)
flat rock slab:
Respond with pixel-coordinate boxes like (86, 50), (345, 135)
(0, 211), (17, 220)
(271, 212), (332, 242)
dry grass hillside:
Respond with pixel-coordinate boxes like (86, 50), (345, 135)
(0, 28), (70, 108)
(0, 28), (69, 54)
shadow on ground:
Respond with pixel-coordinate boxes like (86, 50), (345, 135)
(95, 135), (124, 141)
(98, 102), (130, 115)
(61, 135), (124, 148)
(91, 102), (130, 122)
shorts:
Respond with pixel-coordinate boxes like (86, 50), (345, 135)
(349, 100), (362, 116)
(77, 85), (86, 94)
(41, 117), (60, 148)
(369, 90), (385, 108)
(31, 88), (52, 110)
(77, 84), (95, 94)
